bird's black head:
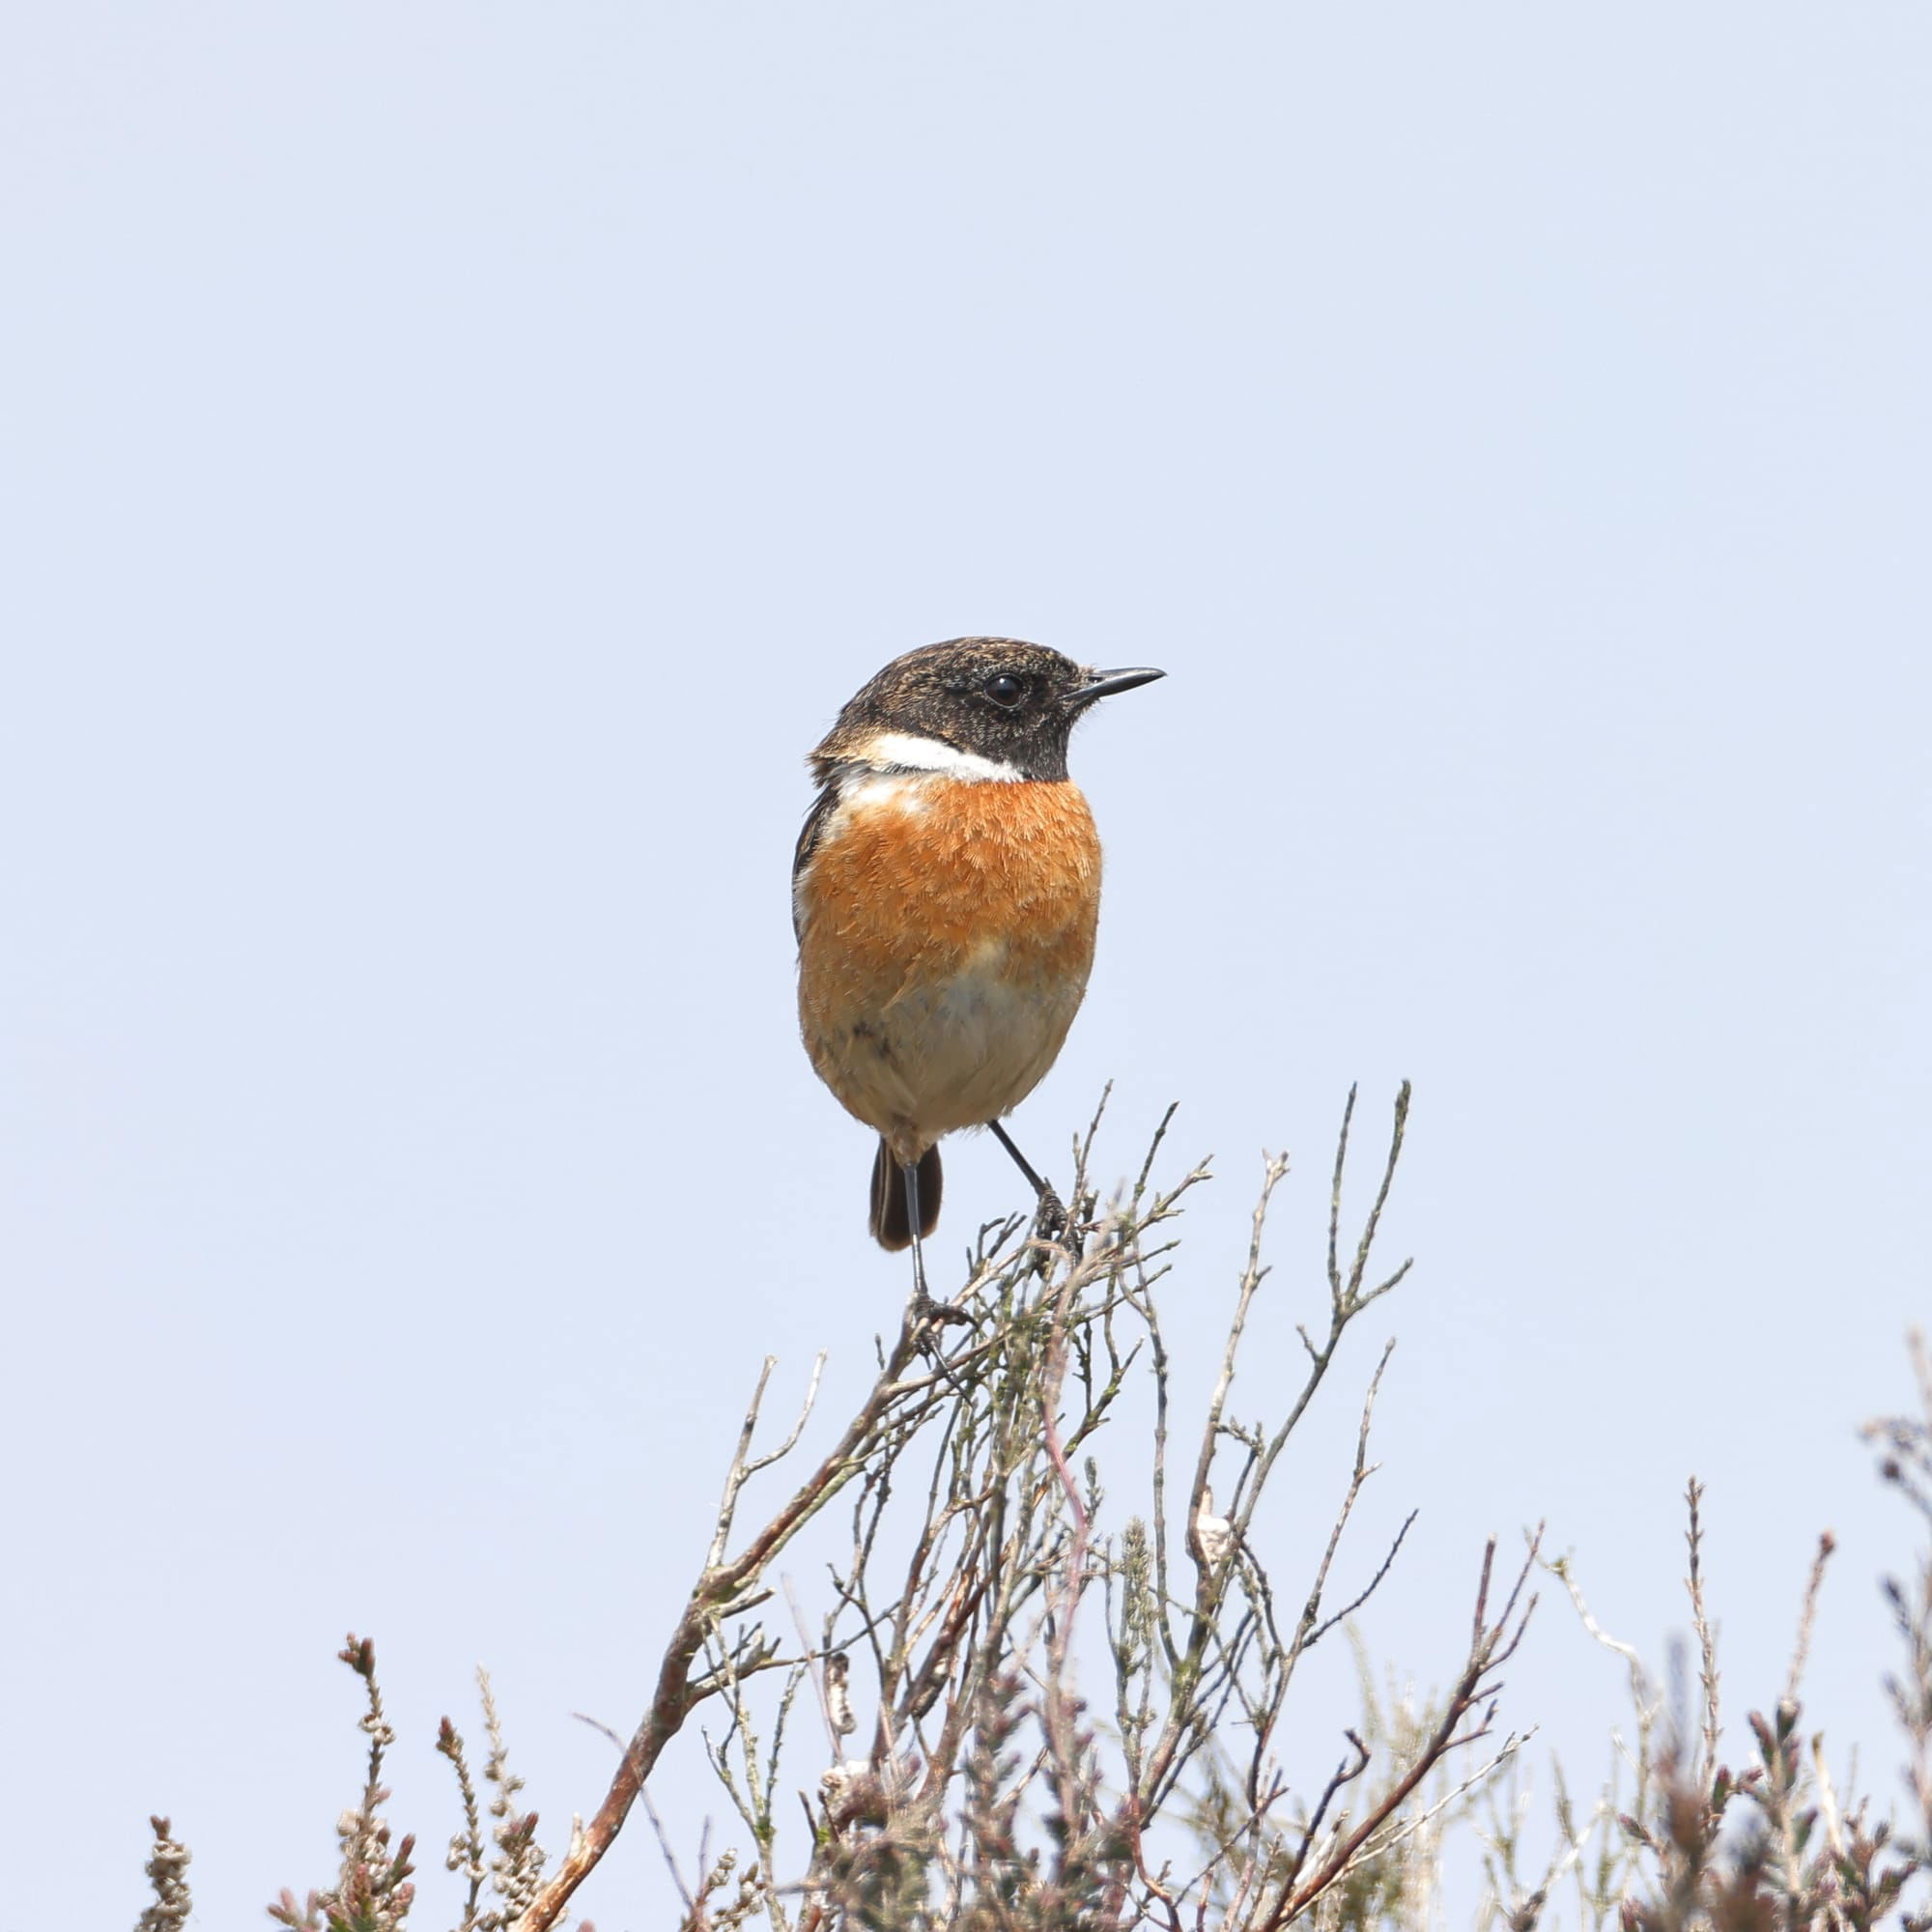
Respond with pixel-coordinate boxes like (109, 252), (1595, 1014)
(813, 638), (1164, 782)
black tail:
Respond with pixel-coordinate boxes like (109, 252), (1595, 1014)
(869, 1140), (942, 1251)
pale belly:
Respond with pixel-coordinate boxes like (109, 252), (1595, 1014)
(804, 945), (1089, 1155)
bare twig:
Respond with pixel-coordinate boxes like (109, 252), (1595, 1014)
(1260, 1528), (1542, 1928)
(1685, 1477), (1721, 1791)
(518, 1308), (945, 1928)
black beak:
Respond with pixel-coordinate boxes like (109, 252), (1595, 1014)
(1066, 666), (1166, 711)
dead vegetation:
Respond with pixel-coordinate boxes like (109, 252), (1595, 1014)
(132, 1094), (1932, 1931)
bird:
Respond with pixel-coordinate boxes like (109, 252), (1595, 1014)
(792, 637), (1163, 1305)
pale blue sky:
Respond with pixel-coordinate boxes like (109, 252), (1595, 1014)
(3, 6), (1928, 1926)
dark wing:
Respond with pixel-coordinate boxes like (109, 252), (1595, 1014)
(791, 781), (841, 942)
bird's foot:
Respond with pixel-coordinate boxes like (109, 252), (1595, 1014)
(1030, 1181), (1084, 1265)
(911, 1292), (974, 1331)
(906, 1294), (978, 1391)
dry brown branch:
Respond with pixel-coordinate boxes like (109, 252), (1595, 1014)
(1133, 1086), (1421, 1828)
(1257, 1529), (1542, 1928)
(517, 1321), (951, 1929)
(187, 1088), (1577, 1930)
(143, 1138), (1932, 1931)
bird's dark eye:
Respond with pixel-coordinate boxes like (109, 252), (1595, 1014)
(984, 672), (1026, 707)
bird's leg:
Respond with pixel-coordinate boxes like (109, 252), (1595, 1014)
(987, 1120), (1070, 1246)
(903, 1157), (970, 1332)
(902, 1156), (930, 1301)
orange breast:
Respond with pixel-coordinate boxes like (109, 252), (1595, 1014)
(797, 777), (1102, 1008)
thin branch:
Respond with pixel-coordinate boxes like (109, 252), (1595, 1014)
(1685, 1476), (1721, 1791)
(1261, 1529), (1542, 1929)
(518, 1300), (940, 1929)
(1783, 1528), (1837, 1711)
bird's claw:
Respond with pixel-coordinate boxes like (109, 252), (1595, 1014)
(1030, 1182), (1086, 1266)
(910, 1293), (974, 1332)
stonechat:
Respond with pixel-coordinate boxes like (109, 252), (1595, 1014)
(792, 638), (1163, 1301)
